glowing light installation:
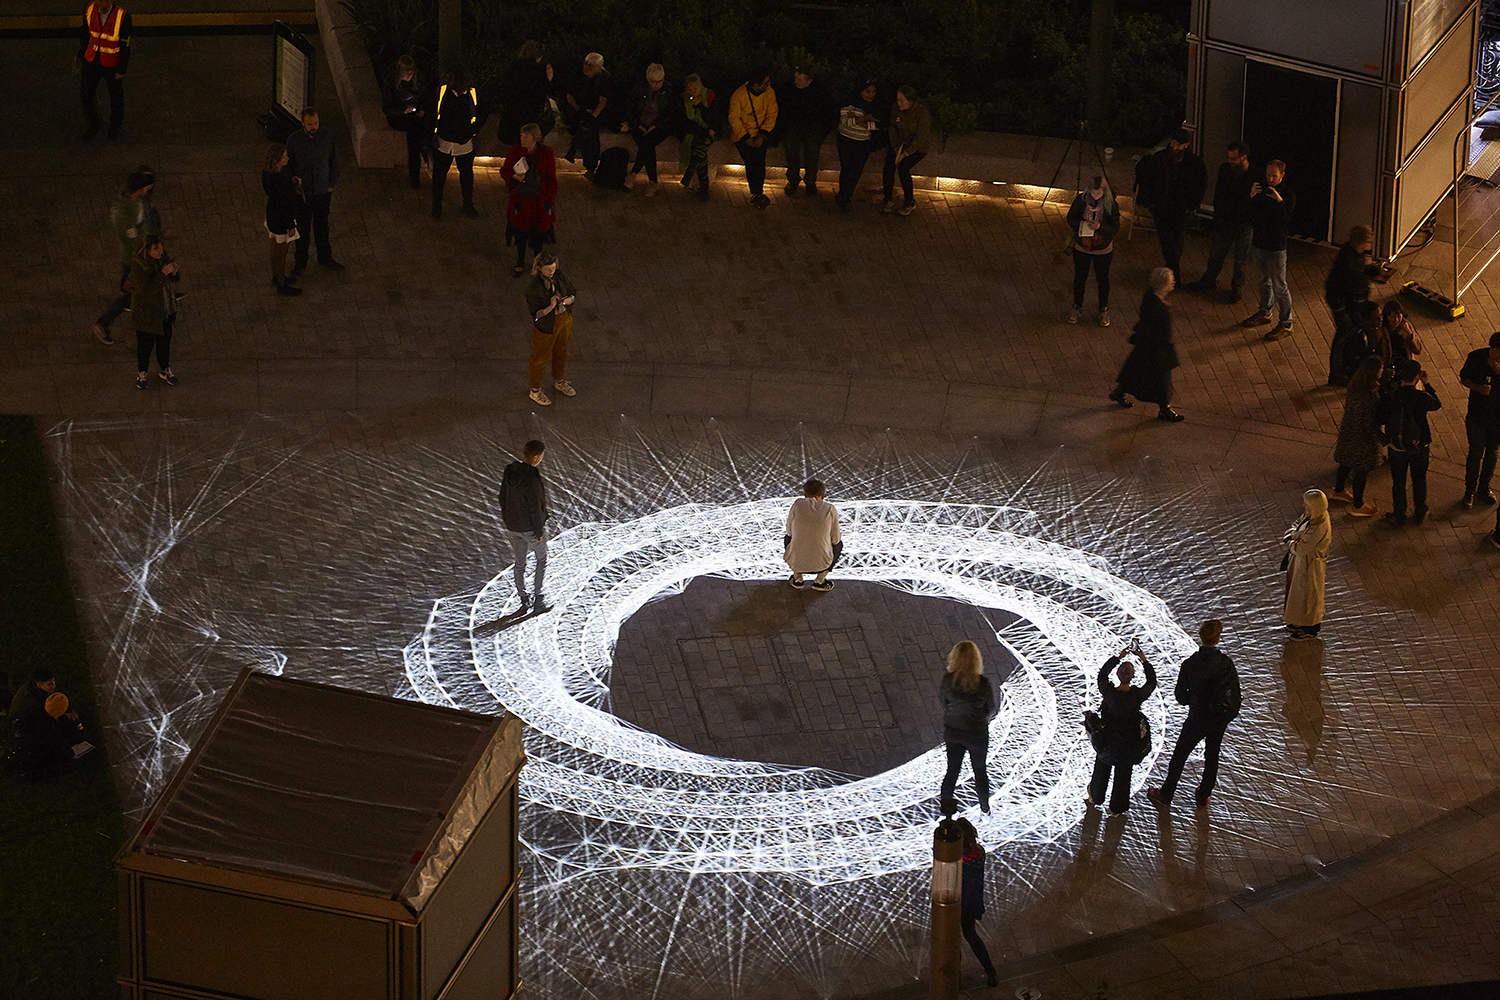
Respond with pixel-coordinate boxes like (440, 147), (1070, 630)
(405, 499), (1194, 885)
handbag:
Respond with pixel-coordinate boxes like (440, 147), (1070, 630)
(1132, 712), (1152, 765)
(1083, 710), (1105, 751)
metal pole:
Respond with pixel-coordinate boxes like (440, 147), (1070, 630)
(929, 817), (963, 1000)
(1086, 0), (1117, 139)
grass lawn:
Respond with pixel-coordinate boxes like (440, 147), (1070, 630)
(1, 415), (126, 1000)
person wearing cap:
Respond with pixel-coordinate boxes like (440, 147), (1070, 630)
(729, 68), (778, 208)
(77, 0), (132, 140)
(522, 252), (577, 405)
(1132, 129), (1206, 286)
(1378, 359), (1442, 527)
(1280, 489), (1331, 640)
(8, 668), (57, 720)
(1460, 330), (1500, 509)
(622, 64), (672, 196)
(834, 80), (884, 212)
(502, 123), (558, 277)
(90, 168), (158, 345)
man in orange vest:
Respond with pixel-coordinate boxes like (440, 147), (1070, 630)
(77, 0), (132, 140)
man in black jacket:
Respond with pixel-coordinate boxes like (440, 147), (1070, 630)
(1188, 141), (1252, 300)
(1324, 225), (1376, 385)
(1148, 620), (1240, 810)
(1379, 360), (1442, 527)
(500, 440), (550, 612)
(1134, 129), (1207, 285)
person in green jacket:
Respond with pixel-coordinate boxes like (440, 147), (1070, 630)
(880, 86), (931, 216)
(128, 238), (180, 389)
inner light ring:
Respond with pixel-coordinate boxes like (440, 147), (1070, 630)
(403, 499), (1194, 883)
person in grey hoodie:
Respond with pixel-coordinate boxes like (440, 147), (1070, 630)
(285, 107), (344, 274)
(880, 85), (931, 216)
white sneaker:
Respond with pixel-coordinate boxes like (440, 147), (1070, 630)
(529, 388), (551, 406)
(1098, 308), (1111, 328)
(1066, 307), (1080, 324)
(552, 379), (576, 397)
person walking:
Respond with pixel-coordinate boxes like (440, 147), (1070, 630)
(430, 66), (480, 219)
(1242, 159), (1296, 340)
(674, 74), (719, 199)
(784, 479), (842, 591)
(1133, 129), (1206, 285)
(879, 86), (931, 216)
(499, 439), (551, 614)
(1378, 360), (1441, 527)
(833, 81), (884, 212)
(939, 641), (998, 814)
(1109, 267), (1185, 421)
(1065, 174), (1119, 327)
(382, 54), (431, 190)
(502, 123), (558, 277)
(953, 815), (999, 988)
(91, 168), (158, 344)
(1087, 646), (1157, 815)
(286, 107), (344, 274)
(729, 68), (778, 208)
(78, 0), (131, 140)
(1281, 489), (1331, 640)
(1147, 620), (1241, 811)
(1188, 141), (1253, 301)
(1329, 356), (1382, 517)
(779, 65), (834, 196)
(622, 64), (672, 195)
(128, 238), (179, 389)
(261, 143), (302, 296)
(1459, 330), (1500, 508)
(523, 251), (576, 405)
(1324, 225), (1376, 385)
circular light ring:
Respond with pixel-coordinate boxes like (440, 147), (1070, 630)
(404, 500), (1194, 884)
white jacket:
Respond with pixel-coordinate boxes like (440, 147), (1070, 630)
(784, 497), (841, 573)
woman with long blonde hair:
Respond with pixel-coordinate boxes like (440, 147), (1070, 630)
(939, 641), (997, 814)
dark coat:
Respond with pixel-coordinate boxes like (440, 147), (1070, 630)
(960, 847), (986, 922)
(939, 673), (997, 741)
(497, 58), (553, 146)
(1333, 381), (1382, 472)
(778, 77), (836, 137)
(128, 246), (178, 336)
(1210, 161), (1252, 227)
(1095, 655), (1157, 763)
(382, 70), (432, 127)
(1324, 243), (1372, 312)
(1115, 292), (1177, 406)
(499, 460), (548, 535)
(1135, 148), (1207, 218)
(524, 269), (579, 331)
(262, 168), (300, 234)
(1175, 647), (1238, 725)
(1250, 182), (1296, 251)
(1378, 383), (1442, 452)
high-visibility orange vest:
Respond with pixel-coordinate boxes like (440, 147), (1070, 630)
(83, 2), (126, 67)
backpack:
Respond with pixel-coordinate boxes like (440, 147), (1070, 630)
(592, 147), (631, 190)
(1203, 668), (1242, 727)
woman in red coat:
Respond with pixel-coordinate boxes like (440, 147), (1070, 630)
(501, 123), (558, 276)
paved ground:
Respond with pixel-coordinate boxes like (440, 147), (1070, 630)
(6, 29), (1500, 1000)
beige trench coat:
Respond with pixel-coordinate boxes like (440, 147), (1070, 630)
(1282, 515), (1330, 627)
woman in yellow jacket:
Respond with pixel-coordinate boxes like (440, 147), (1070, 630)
(728, 69), (777, 208)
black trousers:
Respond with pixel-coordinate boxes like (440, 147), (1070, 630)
(294, 191), (334, 266)
(1072, 250), (1113, 310)
(835, 135), (880, 204)
(567, 114), (602, 172)
(1156, 716), (1225, 803)
(1154, 211), (1188, 281)
(97, 265), (130, 329)
(81, 59), (124, 133)
(881, 149), (927, 205)
(136, 316), (174, 372)
(629, 127), (670, 182)
(961, 917), (995, 975)
(386, 112), (428, 188)
(1327, 306), (1364, 384)
(1089, 755), (1133, 814)
(1200, 223), (1251, 289)
(1388, 447), (1430, 516)
(735, 138), (768, 197)
(940, 731), (990, 808)
(783, 127), (827, 187)
(431, 150), (475, 212)
(1464, 418), (1500, 496)
(1334, 465), (1370, 505)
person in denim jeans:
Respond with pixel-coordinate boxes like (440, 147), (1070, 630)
(1241, 160), (1296, 340)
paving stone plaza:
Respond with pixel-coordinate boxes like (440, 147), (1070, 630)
(5, 26), (1500, 1000)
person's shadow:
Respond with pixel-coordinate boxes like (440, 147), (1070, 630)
(472, 603), (543, 637)
(1278, 637), (1327, 764)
